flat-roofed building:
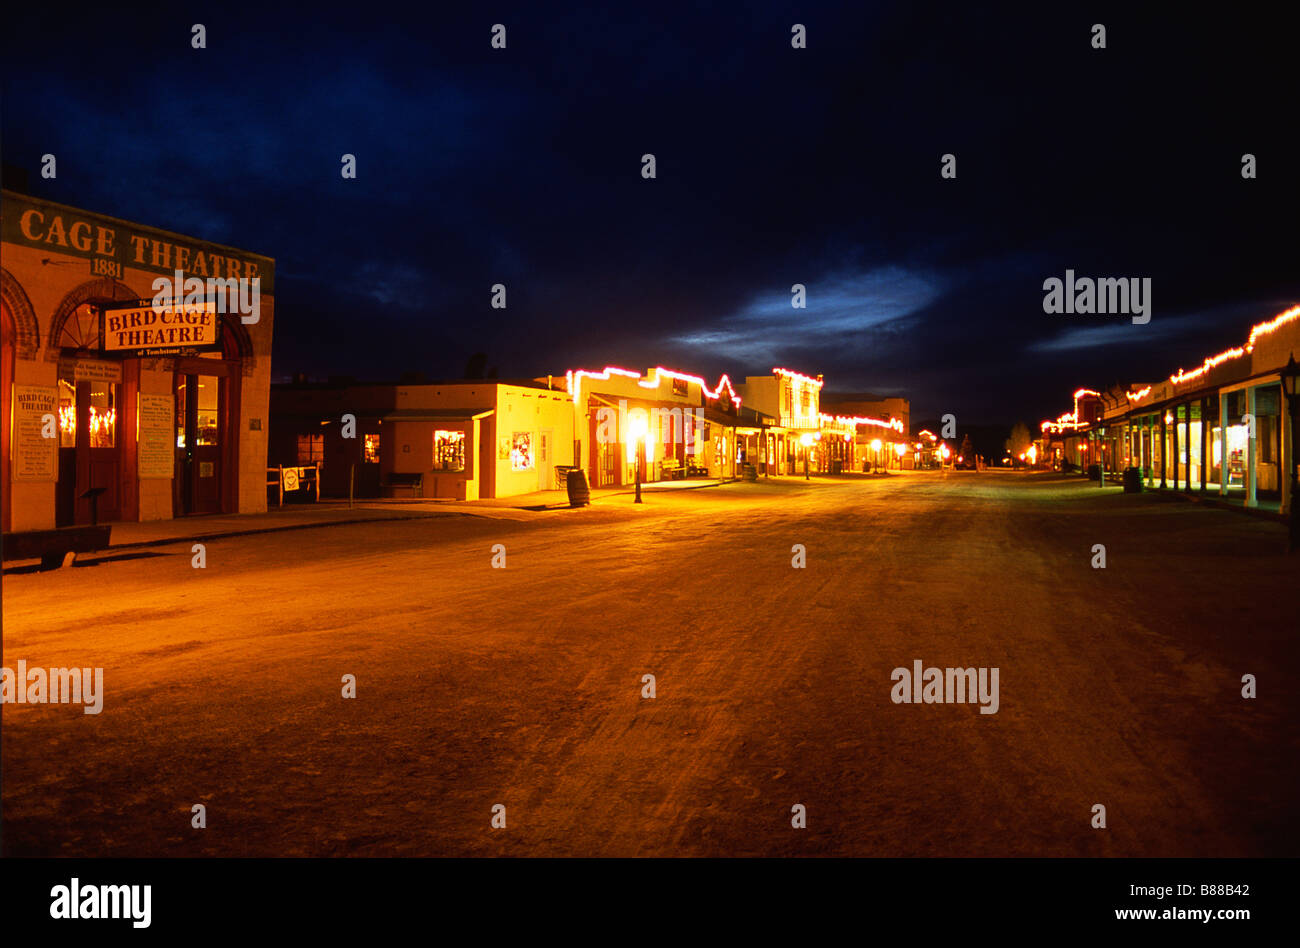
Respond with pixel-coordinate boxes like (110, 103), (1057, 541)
(270, 378), (574, 500)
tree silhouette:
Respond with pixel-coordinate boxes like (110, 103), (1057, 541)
(1005, 422), (1033, 458)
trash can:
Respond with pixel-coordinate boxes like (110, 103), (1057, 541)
(1122, 466), (1143, 493)
(566, 468), (591, 507)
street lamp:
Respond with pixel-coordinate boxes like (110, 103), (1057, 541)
(800, 432), (814, 480)
(1284, 354), (1299, 551)
(628, 413), (648, 504)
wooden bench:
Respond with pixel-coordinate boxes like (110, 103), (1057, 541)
(2, 525), (113, 570)
(660, 458), (685, 480)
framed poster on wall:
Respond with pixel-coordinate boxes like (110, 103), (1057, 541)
(138, 392), (174, 479)
(11, 385), (58, 481)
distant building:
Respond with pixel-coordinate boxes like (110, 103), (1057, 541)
(737, 368), (826, 474)
(270, 378), (574, 500)
(820, 392), (910, 436)
(817, 388), (912, 472)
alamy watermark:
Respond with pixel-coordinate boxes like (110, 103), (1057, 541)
(595, 399), (706, 455)
(1, 661), (104, 714)
(891, 660), (999, 714)
(1043, 269), (1150, 325)
(50, 878), (150, 928)
(151, 268), (260, 324)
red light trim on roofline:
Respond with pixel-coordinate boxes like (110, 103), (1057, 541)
(821, 412), (904, 433)
(566, 365), (741, 406)
(772, 367), (824, 388)
(1169, 303), (1300, 387)
(640, 366), (740, 404)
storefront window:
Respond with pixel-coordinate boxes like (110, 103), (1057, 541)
(509, 431), (532, 471)
(1205, 407), (1219, 489)
(297, 434), (324, 464)
(1189, 403), (1204, 490)
(435, 429), (466, 471)
(1253, 384), (1282, 503)
(1148, 417), (1161, 483)
(363, 433), (380, 464)
(1223, 391), (1248, 496)
(1179, 403), (1204, 490)
(176, 379), (187, 447)
(58, 377), (76, 447)
(87, 383), (117, 448)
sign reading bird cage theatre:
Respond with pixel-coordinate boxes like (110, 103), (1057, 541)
(99, 297), (222, 356)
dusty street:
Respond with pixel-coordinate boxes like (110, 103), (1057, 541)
(2, 471), (1297, 857)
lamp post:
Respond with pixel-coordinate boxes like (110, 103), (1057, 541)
(800, 432), (813, 480)
(1284, 354), (1298, 551)
(634, 441), (643, 503)
(629, 413), (648, 504)
(1097, 429), (1106, 488)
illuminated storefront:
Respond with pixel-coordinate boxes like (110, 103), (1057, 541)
(270, 379), (574, 500)
(1, 189), (275, 532)
(821, 393), (912, 470)
(843, 414), (908, 472)
(738, 368), (824, 474)
(564, 365), (740, 487)
(1040, 305), (1299, 514)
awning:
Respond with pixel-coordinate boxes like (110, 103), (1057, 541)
(699, 406), (741, 427)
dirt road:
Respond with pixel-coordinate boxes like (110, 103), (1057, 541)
(3, 472), (1296, 856)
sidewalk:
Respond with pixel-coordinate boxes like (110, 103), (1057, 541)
(16, 472), (860, 557)
(102, 480), (730, 549)
(104, 503), (458, 549)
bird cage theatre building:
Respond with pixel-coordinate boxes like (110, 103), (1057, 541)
(1, 190), (275, 533)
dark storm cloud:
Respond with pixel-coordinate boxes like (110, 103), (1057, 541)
(3, 2), (1296, 425)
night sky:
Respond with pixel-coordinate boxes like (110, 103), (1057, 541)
(4, 3), (1296, 426)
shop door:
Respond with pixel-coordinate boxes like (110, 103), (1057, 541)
(175, 373), (223, 515)
(537, 429), (552, 491)
(54, 376), (122, 525)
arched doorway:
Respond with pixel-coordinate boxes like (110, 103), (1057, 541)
(49, 280), (136, 526)
(54, 301), (127, 525)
